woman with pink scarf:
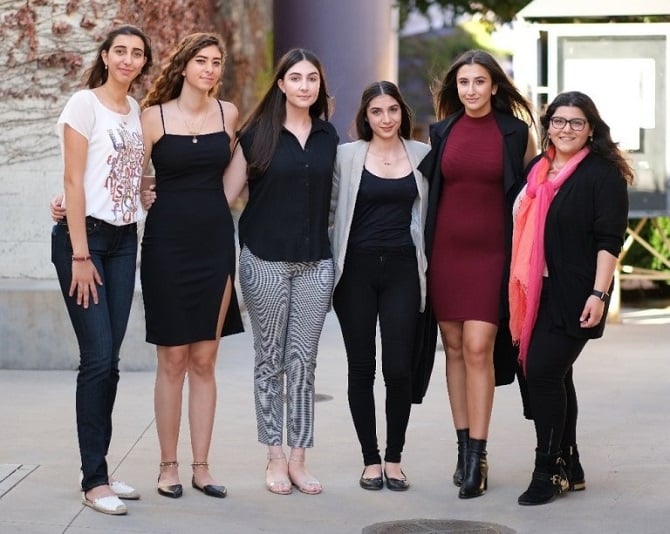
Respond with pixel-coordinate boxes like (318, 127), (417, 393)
(509, 91), (632, 506)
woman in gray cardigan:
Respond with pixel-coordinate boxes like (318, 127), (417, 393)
(330, 81), (429, 491)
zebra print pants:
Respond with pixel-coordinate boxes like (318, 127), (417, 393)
(239, 246), (334, 448)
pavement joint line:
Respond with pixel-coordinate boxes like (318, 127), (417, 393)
(0, 464), (39, 498)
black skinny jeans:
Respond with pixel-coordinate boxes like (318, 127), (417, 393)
(333, 246), (419, 466)
(525, 280), (588, 454)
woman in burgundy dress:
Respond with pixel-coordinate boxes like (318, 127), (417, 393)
(418, 50), (536, 498)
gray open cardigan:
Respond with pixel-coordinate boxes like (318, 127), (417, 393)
(329, 138), (433, 403)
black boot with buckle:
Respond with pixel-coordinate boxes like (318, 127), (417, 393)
(453, 428), (469, 487)
(562, 444), (586, 491)
(518, 450), (569, 506)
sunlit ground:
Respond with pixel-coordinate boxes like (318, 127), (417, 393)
(620, 304), (670, 325)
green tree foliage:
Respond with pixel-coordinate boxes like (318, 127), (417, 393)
(396, 0), (532, 27)
(399, 25), (479, 133)
(626, 218), (670, 272)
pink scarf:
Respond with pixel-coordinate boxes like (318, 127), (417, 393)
(509, 145), (590, 373)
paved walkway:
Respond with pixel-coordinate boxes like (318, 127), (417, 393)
(1, 307), (669, 533)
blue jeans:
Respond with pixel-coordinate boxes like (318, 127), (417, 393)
(51, 217), (137, 491)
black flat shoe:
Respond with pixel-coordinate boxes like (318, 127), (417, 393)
(384, 470), (409, 491)
(359, 469), (383, 491)
(158, 461), (183, 498)
(192, 477), (227, 498)
(157, 483), (183, 498)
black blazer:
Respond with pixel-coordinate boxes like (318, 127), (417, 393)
(410, 110), (530, 400)
(541, 152), (629, 338)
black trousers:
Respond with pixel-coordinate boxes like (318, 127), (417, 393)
(333, 247), (419, 465)
(525, 281), (588, 454)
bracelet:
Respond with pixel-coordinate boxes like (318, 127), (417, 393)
(590, 289), (609, 302)
(71, 255), (91, 262)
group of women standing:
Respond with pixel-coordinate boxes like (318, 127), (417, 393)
(51, 23), (630, 516)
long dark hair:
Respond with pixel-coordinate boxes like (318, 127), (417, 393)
(354, 81), (413, 141)
(84, 25), (152, 89)
(240, 48), (330, 178)
(434, 49), (533, 124)
(142, 33), (225, 108)
(542, 91), (634, 184)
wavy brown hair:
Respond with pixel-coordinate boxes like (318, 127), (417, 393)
(141, 32), (226, 108)
(542, 91), (634, 185)
(240, 48), (330, 178)
(434, 49), (534, 125)
(84, 25), (152, 89)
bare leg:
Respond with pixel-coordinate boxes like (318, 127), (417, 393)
(188, 339), (219, 487)
(155, 345), (188, 486)
(461, 320), (497, 440)
(440, 321), (468, 430)
(189, 278), (232, 487)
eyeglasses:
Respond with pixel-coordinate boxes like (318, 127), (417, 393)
(549, 117), (588, 131)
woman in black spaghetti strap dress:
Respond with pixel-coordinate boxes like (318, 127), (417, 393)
(140, 33), (242, 500)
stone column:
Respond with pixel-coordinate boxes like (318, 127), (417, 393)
(274, 0), (397, 140)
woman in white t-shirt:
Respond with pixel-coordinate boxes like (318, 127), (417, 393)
(50, 25), (152, 516)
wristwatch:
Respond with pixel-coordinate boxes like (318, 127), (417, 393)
(591, 289), (609, 302)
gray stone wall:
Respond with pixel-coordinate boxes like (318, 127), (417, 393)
(0, 0), (271, 369)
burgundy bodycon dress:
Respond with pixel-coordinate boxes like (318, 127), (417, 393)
(429, 112), (505, 325)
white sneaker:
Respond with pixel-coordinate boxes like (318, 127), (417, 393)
(81, 492), (128, 515)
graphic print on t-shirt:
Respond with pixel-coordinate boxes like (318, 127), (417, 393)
(105, 125), (144, 224)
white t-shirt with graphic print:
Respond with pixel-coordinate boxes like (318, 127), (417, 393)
(57, 89), (145, 225)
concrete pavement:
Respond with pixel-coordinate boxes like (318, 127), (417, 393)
(1, 307), (669, 533)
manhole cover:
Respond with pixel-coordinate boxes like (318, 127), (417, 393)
(362, 519), (515, 534)
(0, 464), (38, 498)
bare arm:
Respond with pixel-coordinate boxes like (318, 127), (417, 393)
(62, 125), (102, 308)
(139, 106), (161, 210)
(221, 100), (239, 155)
(223, 143), (249, 206)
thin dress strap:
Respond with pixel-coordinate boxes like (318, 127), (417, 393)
(158, 103), (166, 134)
(216, 100), (225, 133)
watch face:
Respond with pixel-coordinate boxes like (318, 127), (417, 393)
(592, 290), (607, 301)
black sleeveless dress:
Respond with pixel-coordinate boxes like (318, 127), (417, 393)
(141, 102), (243, 346)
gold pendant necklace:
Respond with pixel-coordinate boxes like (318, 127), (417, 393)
(177, 99), (209, 144)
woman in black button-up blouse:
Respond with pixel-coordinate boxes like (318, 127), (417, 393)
(223, 48), (338, 496)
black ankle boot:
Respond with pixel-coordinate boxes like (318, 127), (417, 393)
(562, 444), (585, 491)
(458, 438), (487, 499)
(518, 451), (569, 506)
(453, 428), (469, 487)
